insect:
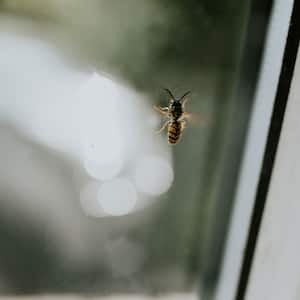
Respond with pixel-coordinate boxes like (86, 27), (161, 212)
(154, 88), (191, 145)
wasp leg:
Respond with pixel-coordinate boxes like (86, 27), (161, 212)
(156, 120), (170, 134)
(154, 105), (169, 115)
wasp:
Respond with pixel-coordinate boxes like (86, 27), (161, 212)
(154, 88), (191, 145)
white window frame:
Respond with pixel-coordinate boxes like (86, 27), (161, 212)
(214, 0), (297, 299)
(245, 45), (300, 300)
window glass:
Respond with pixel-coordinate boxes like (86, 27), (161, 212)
(0, 1), (269, 299)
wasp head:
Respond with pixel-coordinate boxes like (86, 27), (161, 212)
(164, 88), (190, 104)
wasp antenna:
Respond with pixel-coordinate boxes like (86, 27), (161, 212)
(180, 91), (191, 102)
(164, 88), (176, 100)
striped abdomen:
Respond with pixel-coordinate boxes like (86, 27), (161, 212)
(168, 121), (182, 144)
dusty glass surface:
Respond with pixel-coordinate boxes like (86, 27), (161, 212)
(0, 0), (267, 299)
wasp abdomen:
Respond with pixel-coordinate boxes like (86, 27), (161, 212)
(168, 121), (182, 144)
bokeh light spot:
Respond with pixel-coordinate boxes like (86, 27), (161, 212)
(134, 155), (174, 196)
(79, 182), (106, 217)
(98, 178), (137, 216)
(84, 157), (123, 181)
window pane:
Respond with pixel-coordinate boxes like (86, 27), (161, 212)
(0, 1), (270, 299)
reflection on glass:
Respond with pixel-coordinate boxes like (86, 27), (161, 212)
(0, 0), (265, 299)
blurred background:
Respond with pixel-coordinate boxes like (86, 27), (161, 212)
(0, 0), (270, 299)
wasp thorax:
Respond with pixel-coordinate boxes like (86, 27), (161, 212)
(170, 100), (182, 111)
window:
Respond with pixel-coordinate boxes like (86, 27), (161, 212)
(0, 1), (296, 299)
